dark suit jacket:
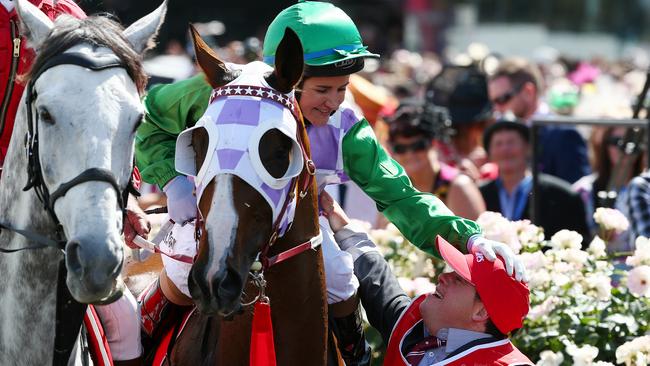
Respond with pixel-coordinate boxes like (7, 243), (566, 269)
(537, 126), (591, 184)
(480, 174), (590, 242)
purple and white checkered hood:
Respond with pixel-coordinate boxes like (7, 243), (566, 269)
(175, 61), (303, 235)
(307, 101), (363, 190)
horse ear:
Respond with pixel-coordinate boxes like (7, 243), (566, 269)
(15, 0), (54, 47)
(123, 1), (167, 53)
(189, 24), (234, 89)
(265, 27), (304, 94)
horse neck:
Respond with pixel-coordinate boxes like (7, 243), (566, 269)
(0, 95), (61, 364)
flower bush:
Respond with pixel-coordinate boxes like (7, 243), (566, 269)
(365, 211), (650, 365)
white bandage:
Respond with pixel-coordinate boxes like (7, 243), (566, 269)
(93, 289), (142, 360)
(320, 217), (359, 304)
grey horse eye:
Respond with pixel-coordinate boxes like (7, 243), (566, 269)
(39, 108), (55, 125)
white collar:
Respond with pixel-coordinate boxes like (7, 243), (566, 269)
(1, 0), (15, 12)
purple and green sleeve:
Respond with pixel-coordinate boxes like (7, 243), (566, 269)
(341, 119), (482, 257)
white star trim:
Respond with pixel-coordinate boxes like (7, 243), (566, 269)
(224, 87), (232, 94)
(255, 88), (265, 96)
(277, 95), (285, 104)
(266, 90), (276, 99)
(216, 88), (224, 96)
(244, 87), (254, 95)
(233, 86), (242, 94)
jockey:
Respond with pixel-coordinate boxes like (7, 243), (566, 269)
(321, 191), (533, 365)
(135, 1), (526, 363)
(2, 2), (147, 365)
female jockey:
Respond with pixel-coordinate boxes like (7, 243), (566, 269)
(135, 1), (526, 363)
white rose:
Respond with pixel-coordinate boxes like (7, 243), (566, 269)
(626, 265), (650, 297)
(627, 237), (650, 267)
(593, 207), (630, 233)
(536, 350), (564, 366)
(550, 230), (583, 250)
(528, 296), (560, 321)
(616, 336), (650, 365)
(519, 251), (548, 271)
(584, 273), (612, 301)
(588, 236), (607, 258)
(528, 270), (551, 289)
(477, 212), (522, 253)
(566, 344), (599, 366)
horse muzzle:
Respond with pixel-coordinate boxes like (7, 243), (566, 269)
(64, 236), (123, 303)
(189, 264), (246, 316)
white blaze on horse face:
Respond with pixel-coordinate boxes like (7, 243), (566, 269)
(204, 174), (239, 287)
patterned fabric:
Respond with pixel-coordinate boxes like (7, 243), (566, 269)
(405, 336), (446, 365)
(307, 102), (363, 190)
(628, 171), (650, 239)
(175, 61), (303, 235)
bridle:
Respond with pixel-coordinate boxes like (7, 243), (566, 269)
(0, 51), (137, 252)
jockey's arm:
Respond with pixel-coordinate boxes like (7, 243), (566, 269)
(341, 120), (482, 258)
(135, 74), (212, 189)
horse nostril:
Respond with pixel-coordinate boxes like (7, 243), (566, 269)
(66, 240), (83, 275)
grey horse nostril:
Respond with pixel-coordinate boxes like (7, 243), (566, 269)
(65, 240), (83, 275)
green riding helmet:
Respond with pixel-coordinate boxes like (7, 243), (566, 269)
(263, 0), (379, 77)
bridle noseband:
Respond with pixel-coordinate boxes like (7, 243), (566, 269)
(0, 51), (137, 251)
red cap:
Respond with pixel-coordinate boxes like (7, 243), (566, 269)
(435, 235), (529, 334)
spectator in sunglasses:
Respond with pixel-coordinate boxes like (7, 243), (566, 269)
(488, 57), (590, 184)
(387, 100), (486, 220)
(425, 65), (497, 182)
(573, 127), (643, 251)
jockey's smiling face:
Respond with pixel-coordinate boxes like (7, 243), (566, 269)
(420, 271), (489, 336)
(298, 75), (350, 126)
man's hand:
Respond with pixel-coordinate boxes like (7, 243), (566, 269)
(124, 194), (151, 249)
(163, 176), (197, 224)
(468, 236), (527, 282)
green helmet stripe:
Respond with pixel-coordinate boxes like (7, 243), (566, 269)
(263, 44), (360, 64)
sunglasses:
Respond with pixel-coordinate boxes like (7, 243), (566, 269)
(391, 138), (431, 154)
(492, 84), (524, 106)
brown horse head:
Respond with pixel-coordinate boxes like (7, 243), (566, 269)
(176, 25), (304, 315)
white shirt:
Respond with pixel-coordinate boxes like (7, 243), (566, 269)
(1, 0), (15, 12)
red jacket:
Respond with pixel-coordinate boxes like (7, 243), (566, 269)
(384, 295), (534, 366)
(0, 0), (86, 165)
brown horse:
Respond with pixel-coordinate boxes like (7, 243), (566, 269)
(155, 26), (339, 365)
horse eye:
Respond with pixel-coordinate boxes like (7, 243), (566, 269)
(39, 108), (55, 125)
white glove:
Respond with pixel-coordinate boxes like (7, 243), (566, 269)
(163, 176), (197, 224)
(467, 235), (527, 282)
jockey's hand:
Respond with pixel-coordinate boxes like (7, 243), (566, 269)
(163, 176), (197, 224)
(124, 194), (151, 249)
(468, 235), (527, 282)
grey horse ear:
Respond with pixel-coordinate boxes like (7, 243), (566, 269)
(189, 24), (237, 88)
(15, 0), (54, 47)
(123, 1), (167, 53)
(266, 27), (304, 94)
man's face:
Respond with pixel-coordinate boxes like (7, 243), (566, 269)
(420, 271), (483, 335)
(488, 76), (531, 119)
(488, 130), (529, 175)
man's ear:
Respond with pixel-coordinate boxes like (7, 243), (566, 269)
(471, 302), (490, 323)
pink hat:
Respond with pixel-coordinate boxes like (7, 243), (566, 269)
(435, 235), (530, 334)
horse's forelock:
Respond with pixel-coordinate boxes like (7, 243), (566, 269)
(23, 14), (148, 94)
